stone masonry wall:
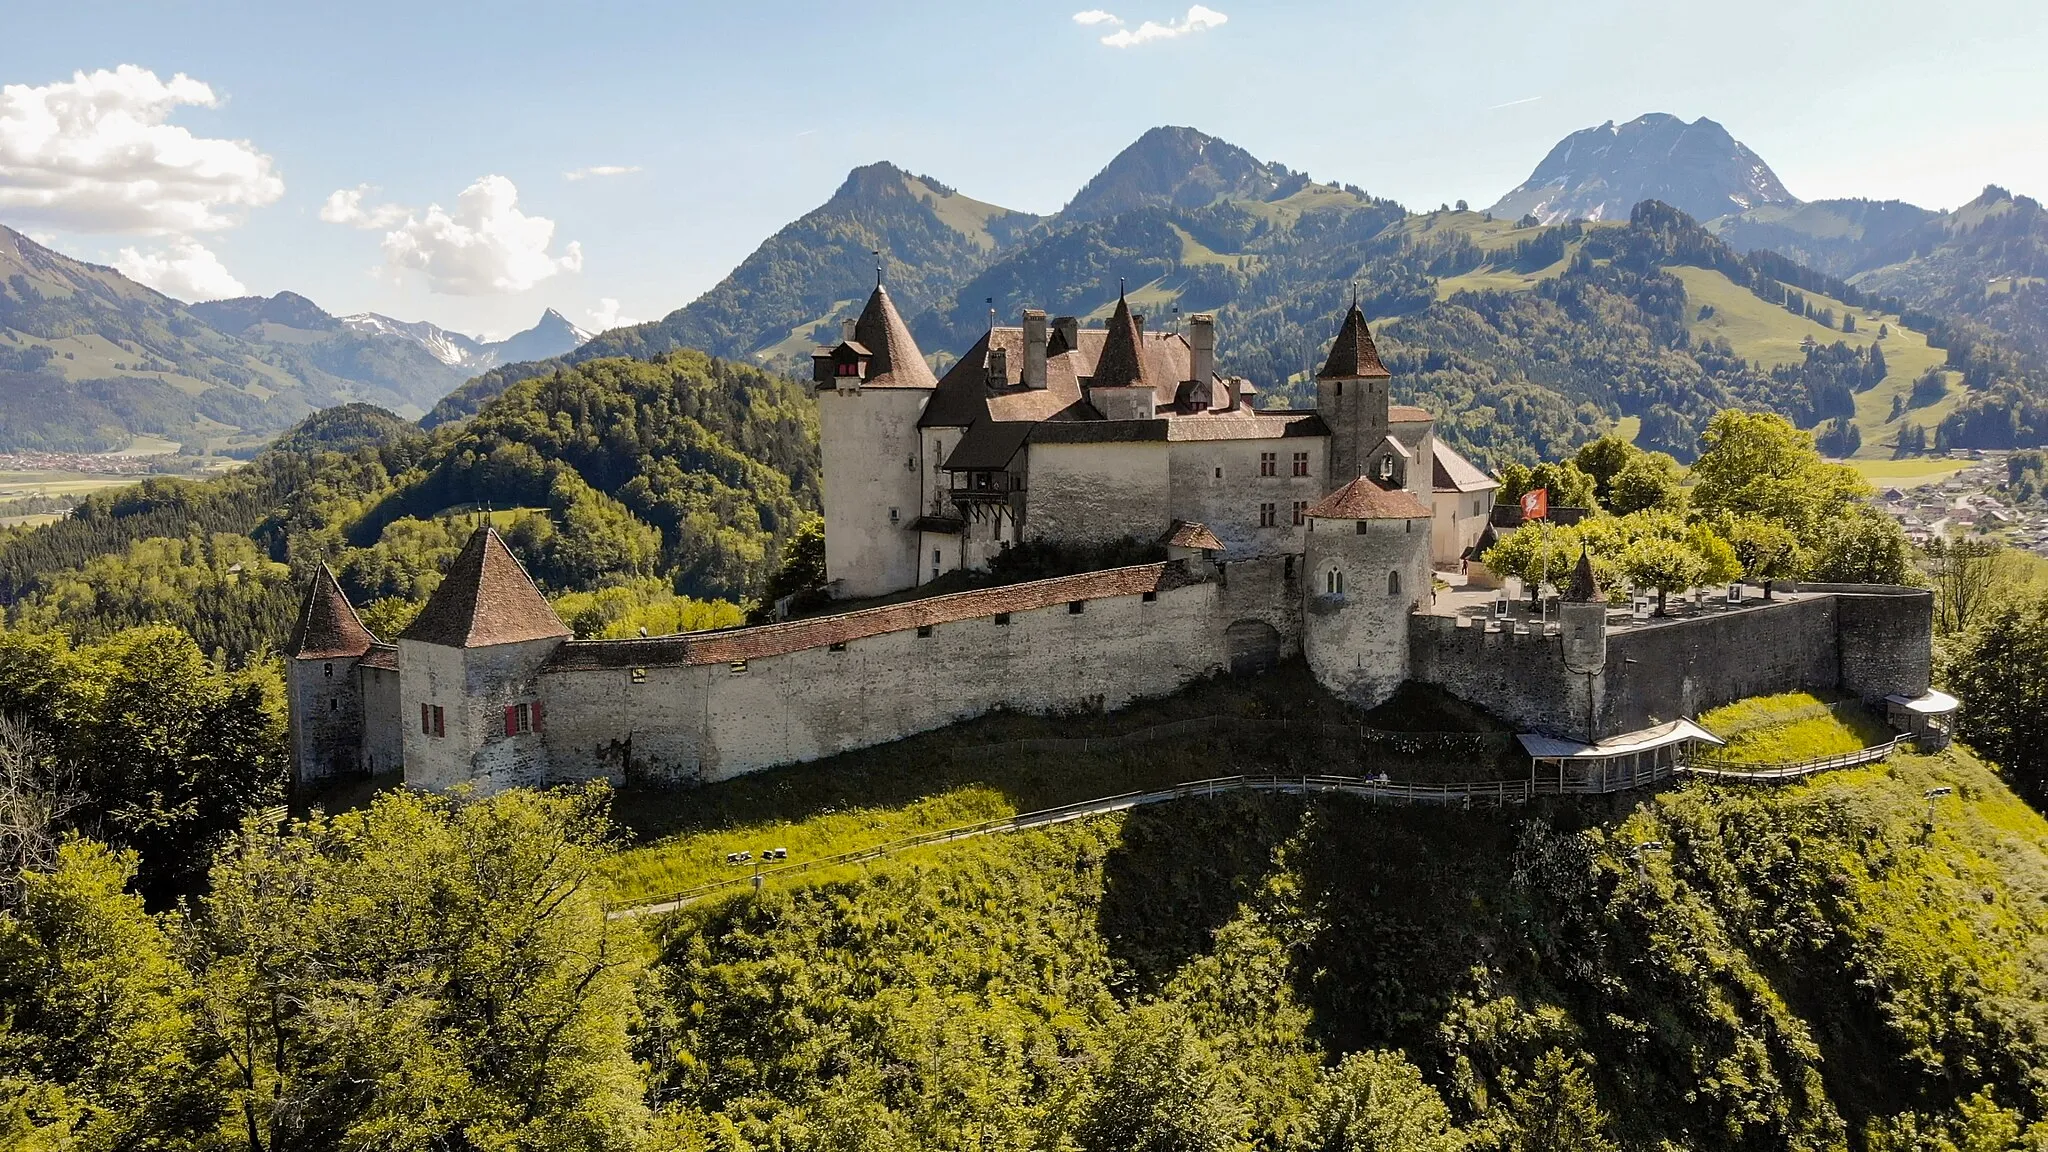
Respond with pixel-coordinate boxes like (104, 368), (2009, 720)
(359, 663), (404, 777)
(399, 636), (560, 792)
(1815, 586), (1935, 701)
(288, 656), (361, 786)
(1166, 439), (1319, 559)
(1024, 441), (1170, 546)
(1598, 597), (1840, 736)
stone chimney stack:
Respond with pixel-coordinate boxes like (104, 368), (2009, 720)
(1052, 315), (1079, 352)
(1190, 313), (1218, 408)
(1021, 308), (1047, 389)
(840, 317), (857, 341)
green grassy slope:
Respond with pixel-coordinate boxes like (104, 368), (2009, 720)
(641, 739), (2048, 1149)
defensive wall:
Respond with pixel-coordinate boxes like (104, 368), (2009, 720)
(533, 556), (1298, 785)
(1409, 585), (1933, 742)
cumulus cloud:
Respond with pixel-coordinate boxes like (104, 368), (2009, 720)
(0, 65), (283, 234)
(318, 184), (408, 228)
(563, 165), (640, 181)
(1097, 4), (1227, 46)
(1072, 9), (1122, 25)
(369, 174), (582, 296)
(114, 237), (246, 301)
(586, 298), (637, 331)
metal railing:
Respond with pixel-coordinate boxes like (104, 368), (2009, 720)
(1688, 736), (1908, 783)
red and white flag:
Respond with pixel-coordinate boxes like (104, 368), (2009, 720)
(1520, 487), (1549, 521)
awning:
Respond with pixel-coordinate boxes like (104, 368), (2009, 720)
(1518, 717), (1726, 760)
(1885, 689), (1959, 715)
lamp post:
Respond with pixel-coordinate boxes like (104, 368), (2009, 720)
(1923, 786), (1954, 834)
(1632, 840), (1666, 884)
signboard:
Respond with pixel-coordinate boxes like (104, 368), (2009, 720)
(1520, 487), (1549, 521)
(1493, 596), (1511, 621)
(1726, 583), (1743, 605)
(1631, 595), (1652, 622)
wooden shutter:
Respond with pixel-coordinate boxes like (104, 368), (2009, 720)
(504, 705), (518, 736)
(421, 703), (430, 735)
(531, 701), (544, 733)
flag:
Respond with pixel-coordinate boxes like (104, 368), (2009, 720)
(1521, 487), (1548, 521)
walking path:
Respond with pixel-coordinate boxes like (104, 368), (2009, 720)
(613, 736), (1906, 918)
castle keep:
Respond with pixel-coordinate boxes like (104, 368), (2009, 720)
(288, 287), (1938, 793)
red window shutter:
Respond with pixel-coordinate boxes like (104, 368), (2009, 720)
(421, 703), (430, 734)
(504, 705), (518, 737)
(531, 701), (544, 733)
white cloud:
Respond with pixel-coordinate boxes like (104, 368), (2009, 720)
(0, 65), (282, 234)
(1098, 4), (1227, 47)
(375, 174), (582, 296)
(586, 298), (637, 331)
(564, 165), (640, 181)
(319, 184), (408, 228)
(114, 237), (246, 301)
(1072, 9), (1122, 25)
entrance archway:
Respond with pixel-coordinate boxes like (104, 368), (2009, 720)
(1225, 619), (1282, 675)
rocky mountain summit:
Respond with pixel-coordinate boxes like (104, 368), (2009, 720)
(1488, 113), (1797, 225)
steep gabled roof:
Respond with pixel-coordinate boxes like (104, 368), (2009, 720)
(1304, 476), (1433, 520)
(1432, 441), (1497, 493)
(289, 563), (377, 660)
(1162, 521), (1225, 551)
(1316, 303), (1391, 380)
(399, 527), (570, 649)
(1089, 294), (1152, 391)
(850, 284), (937, 390)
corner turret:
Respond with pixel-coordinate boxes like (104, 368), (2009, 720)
(1315, 302), (1393, 490)
(1300, 477), (1433, 708)
(286, 564), (376, 787)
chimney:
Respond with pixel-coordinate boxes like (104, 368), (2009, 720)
(1021, 308), (1047, 389)
(1052, 315), (1079, 353)
(840, 317), (857, 341)
(1190, 313), (1219, 408)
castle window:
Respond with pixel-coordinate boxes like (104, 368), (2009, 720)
(1259, 502), (1277, 527)
(1335, 381), (1343, 397)
(917, 625), (934, 638)
(420, 704), (444, 738)
(1293, 452), (1310, 477)
(323, 662), (333, 679)
(1214, 467), (1223, 479)
(503, 702), (543, 737)
(1141, 590), (1157, 603)
(630, 667), (648, 683)
(730, 660), (749, 676)
(1292, 500), (1308, 526)
(1378, 455), (1396, 481)
(330, 698), (337, 712)
(1388, 570), (1402, 595)
(1068, 601), (1086, 615)
(889, 508), (899, 524)
(828, 642), (847, 652)
(1356, 521), (1369, 535)
(1260, 452), (1277, 477)
(1326, 569), (1345, 596)
(993, 613), (1010, 625)
(836, 360), (858, 377)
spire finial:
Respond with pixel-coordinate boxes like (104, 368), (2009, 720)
(1351, 281), (1359, 308)
(1119, 276), (1126, 298)
(874, 249), (883, 287)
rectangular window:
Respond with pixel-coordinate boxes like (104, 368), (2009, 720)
(1292, 500), (1308, 526)
(1259, 452), (1277, 477)
(431, 706), (445, 738)
(421, 702), (430, 735)
(630, 667), (648, 684)
(1141, 590), (1157, 603)
(501, 702), (541, 737)
(730, 660), (749, 676)
(1260, 502), (1277, 527)
(828, 642), (846, 652)
(1068, 601), (1085, 615)
(1292, 451), (1310, 477)
(916, 625), (934, 638)
(993, 613), (1011, 625)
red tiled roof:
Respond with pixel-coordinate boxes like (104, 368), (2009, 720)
(359, 643), (399, 671)
(850, 285), (936, 390)
(544, 561), (1203, 669)
(1163, 521), (1225, 550)
(399, 527), (570, 648)
(289, 564), (376, 660)
(1316, 303), (1391, 379)
(1388, 404), (1432, 423)
(924, 322), (1215, 428)
(1305, 476), (1433, 520)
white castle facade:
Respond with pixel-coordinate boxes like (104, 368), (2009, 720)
(287, 286), (1936, 794)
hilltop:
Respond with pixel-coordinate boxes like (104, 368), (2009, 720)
(1488, 113), (1797, 225)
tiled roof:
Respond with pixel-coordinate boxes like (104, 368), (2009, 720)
(1162, 411), (1328, 441)
(359, 643), (399, 671)
(1316, 303), (1391, 379)
(944, 419), (1034, 471)
(1432, 441), (1497, 493)
(1388, 404), (1433, 423)
(1567, 546), (1601, 602)
(288, 564), (377, 660)
(849, 285), (937, 390)
(924, 323), (1213, 427)
(1163, 521), (1225, 550)
(1091, 295), (1152, 391)
(1305, 476), (1433, 520)
(399, 527), (571, 649)
(543, 561), (1204, 669)
(1029, 420), (1168, 445)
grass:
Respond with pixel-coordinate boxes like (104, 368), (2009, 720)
(0, 472), (146, 499)
(1697, 690), (1894, 764)
(601, 662), (1518, 906)
(1844, 458), (1971, 487)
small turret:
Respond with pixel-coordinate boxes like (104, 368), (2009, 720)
(1088, 291), (1156, 421)
(1560, 544), (1608, 674)
(286, 564), (376, 787)
(1300, 477), (1433, 708)
(1315, 300), (1394, 490)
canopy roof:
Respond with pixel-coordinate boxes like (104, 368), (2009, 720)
(1517, 717), (1726, 760)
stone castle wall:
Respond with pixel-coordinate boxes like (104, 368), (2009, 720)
(287, 655), (361, 784)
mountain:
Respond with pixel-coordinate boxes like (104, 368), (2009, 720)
(1056, 125), (1309, 222)
(329, 307), (591, 371)
(1704, 198), (1939, 278)
(1489, 113), (1797, 226)
(422, 163), (1042, 425)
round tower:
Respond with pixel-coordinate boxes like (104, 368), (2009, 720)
(1559, 545), (1608, 675)
(286, 564), (376, 788)
(1301, 476), (1434, 708)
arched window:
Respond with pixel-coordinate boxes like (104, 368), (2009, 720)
(1326, 568), (1344, 596)
(1378, 455), (1396, 481)
(1388, 570), (1402, 595)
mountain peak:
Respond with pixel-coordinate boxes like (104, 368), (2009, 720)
(1059, 125), (1299, 223)
(1489, 113), (1797, 226)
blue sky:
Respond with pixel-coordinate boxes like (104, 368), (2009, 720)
(3, 0), (2043, 339)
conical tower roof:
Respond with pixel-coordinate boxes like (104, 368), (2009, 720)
(289, 563), (377, 660)
(1090, 292), (1152, 391)
(850, 284), (937, 390)
(398, 527), (570, 648)
(1567, 545), (1602, 602)
(1316, 302), (1391, 380)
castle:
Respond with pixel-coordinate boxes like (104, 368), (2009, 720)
(288, 286), (1940, 793)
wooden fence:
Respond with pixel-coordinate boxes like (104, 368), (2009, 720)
(1688, 736), (1908, 783)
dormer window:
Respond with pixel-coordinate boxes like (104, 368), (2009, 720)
(836, 360), (860, 377)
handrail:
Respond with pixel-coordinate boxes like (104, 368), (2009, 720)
(611, 736), (1913, 917)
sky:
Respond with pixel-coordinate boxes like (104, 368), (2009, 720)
(3, 0), (2044, 340)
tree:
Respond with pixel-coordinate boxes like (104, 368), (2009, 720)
(0, 840), (222, 1149)
(1809, 510), (1913, 585)
(749, 513), (828, 624)
(1689, 411), (1870, 546)
(1620, 536), (1706, 615)
(1925, 537), (2012, 634)
(1497, 461), (1598, 512)
(1287, 1051), (1463, 1152)
(1507, 1049), (1616, 1152)
(1571, 437), (1638, 506)
(1724, 516), (1804, 585)
(1948, 594), (2048, 801)
(1815, 417), (1861, 458)
(1481, 524), (1584, 597)
(1605, 452), (1684, 515)
(1076, 1004), (1247, 1152)
(0, 717), (83, 909)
